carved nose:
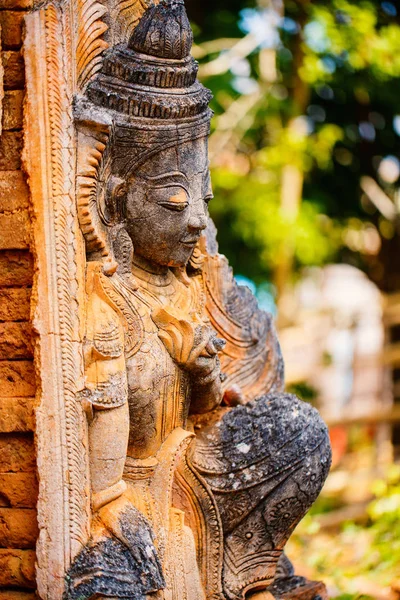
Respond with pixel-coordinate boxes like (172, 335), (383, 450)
(188, 213), (207, 232)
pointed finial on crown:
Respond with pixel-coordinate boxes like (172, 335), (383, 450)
(129, 0), (193, 60)
(86, 0), (212, 121)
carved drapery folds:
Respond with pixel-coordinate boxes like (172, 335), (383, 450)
(23, 0), (332, 598)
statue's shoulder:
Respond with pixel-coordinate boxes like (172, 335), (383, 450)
(85, 262), (143, 360)
(200, 221), (284, 401)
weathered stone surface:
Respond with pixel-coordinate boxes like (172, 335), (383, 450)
(0, 549), (36, 587)
(0, 323), (33, 359)
(0, 508), (38, 548)
(0, 362), (35, 397)
(0, 434), (36, 472)
(0, 397), (34, 432)
(2, 90), (24, 130)
(0, 212), (29, 249)
(0, 131), (23, 170)
(0, 251), (33, 287)
(2, 51), (24, 90)
(0, 12), (24, 49)
(0, 288), (31, 321)
(0, 172), (29, 212)
(0, 473), (38, 507)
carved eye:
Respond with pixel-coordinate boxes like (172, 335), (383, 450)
(203, 175), (213, 205)
(154, 186), (190, 212)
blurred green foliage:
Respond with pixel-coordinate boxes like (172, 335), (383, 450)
(187, 0), (400, 290)
(288, 463), (400, 594)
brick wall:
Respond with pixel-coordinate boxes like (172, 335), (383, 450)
(0, 1), (38, 597)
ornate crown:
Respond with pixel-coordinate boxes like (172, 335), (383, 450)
(75, 0), (213, 264)
(87, 0), (212, 120)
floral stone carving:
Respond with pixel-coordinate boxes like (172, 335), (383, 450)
(23, 0), (331, 598)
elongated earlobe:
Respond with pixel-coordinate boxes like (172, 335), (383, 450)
(105, 175), (127, 225)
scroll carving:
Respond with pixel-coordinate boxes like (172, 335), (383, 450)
(24, 0), (332, 598)
(24, 4), (89, 597)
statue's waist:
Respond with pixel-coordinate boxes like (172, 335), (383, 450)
(124, 454), (159, 481)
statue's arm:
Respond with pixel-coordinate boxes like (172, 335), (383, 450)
(86, 398), (129, 511)
(83, 265), (130, 512)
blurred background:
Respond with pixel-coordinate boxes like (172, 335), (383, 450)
(185, 1), (400, 598)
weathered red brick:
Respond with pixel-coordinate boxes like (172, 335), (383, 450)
(0, 12), (24, 49)
(0, 322), (33, 359)
(0, 288), (31, 321)
(0, 473), (37, 508)
(0, 434), (36, 472)
(0, 361), (35, 397)
(0, 131), (23, 170)
(2, 90), (23, 130)
(0, 251), (33, 287)
(0, 172), (29, 212)
(0, 549), (35, 587)
(2, 51), (24, 90)
(0, 508), (38, 548)
(0, 397), (34, 432)
(0, 212), (29, 249)
(0, 211), (29, 249)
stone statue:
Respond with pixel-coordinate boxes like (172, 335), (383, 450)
(63, 1), (332, 598)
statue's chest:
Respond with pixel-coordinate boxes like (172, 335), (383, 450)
(122, 286), (197, 457)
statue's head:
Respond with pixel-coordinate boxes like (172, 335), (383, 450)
(76, 0), (213, 271)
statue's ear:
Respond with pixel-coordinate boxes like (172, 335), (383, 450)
(104, 175), (127, 224)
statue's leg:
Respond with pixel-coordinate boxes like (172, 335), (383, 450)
(191, 393), (331, 600)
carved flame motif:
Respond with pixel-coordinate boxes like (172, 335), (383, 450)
(74, 0), (154, 90)
(76, 0), (108, 88)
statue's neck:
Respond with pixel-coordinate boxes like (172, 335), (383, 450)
(131, 254), (174, 290)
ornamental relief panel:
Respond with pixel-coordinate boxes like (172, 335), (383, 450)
(22, 1), (332, 598)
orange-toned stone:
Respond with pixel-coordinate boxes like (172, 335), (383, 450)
(0, 251), (33, 287)
(0, 549), (36, 587)
(0, 508), (38, 548)
(0, 473), (38, 508)
(0, 212), (29, 248)
(0, 288), (31, 321)
(0, 362), (35, 397)
(0, 323), (33, 360)
(0, 434), (36, 473)
(0, 12), (24, 49)
(0, 172), (29, 212)
(0, 131), (23, 170)
(0, 397), (34, 432)
(2, 90), (24, 130)
(2, 51), (24, 90)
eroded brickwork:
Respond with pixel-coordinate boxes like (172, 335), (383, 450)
(0, 1), (37, 597)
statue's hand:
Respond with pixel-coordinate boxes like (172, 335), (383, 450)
(185, 325), (225, 384)
(89, 490), (165, 588)
(92, 490), (160, 564)
(151, 306), (225, 382)
(94, 491), (132, 542)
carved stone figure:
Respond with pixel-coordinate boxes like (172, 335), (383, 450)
(62, 1), (332, 598)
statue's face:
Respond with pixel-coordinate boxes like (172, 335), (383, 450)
(124, 136), (212, 268)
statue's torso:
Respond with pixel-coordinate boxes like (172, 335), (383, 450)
(105, 266), (206, 459)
